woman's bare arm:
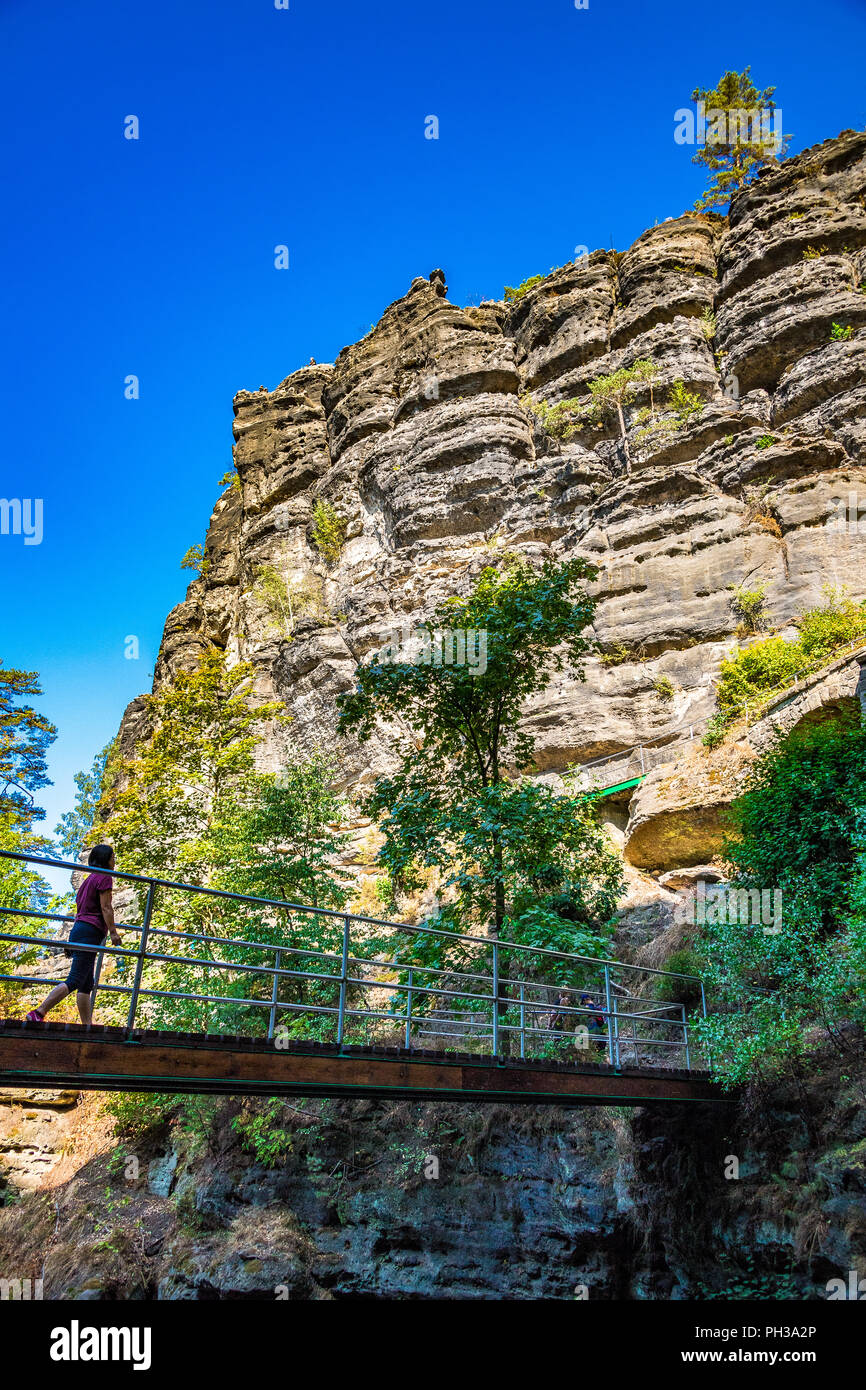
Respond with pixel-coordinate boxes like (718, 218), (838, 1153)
(99, 889), (122, 945)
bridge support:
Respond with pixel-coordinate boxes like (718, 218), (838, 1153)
(0, 1021), (731, 1107)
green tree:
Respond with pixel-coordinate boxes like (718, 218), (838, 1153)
(337, 559), (624, 1025)
(0, 664), (59, 1003)
(54, 741), (114, 861)
(0, 662), (56, 831)
(696, 714), (866, 1086)
(689, 68), (788, 211)
(99, 648), (284, 884)
(587, 366), (640, 474)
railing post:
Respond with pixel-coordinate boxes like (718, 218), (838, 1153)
(125, 883), (156, 1037)
(267, 947), (282, 1041)
(336, 914), (350, 1048)
(519, 982), (526, 1060)
(491, 941), (500, 1056)
(681, 1004), (691, 1070)
(89, 947), (105, 1018)
(603, 965), (619, 1067)
(404, 967), (414, 1050)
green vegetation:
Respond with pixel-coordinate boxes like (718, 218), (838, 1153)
(94, 649), (352, 1037)
(520, 393), (589, 441)
(503, 274), (545, 303)
(755, 434), (776, 449)
(802, 245), (828, 260)
(653, 675), (675, 702)
(218, 466), (241, 494)
(252, 565), (329, 636)
(730, 582), (767, 635)
(700, 307), (716, 341)
(337, 558), (624, 1006)
(830, 322), (854, 341)
(714, 590), (866, 723)
(54, 741), (114, 862)
(688, 68), (787, 211)
(180, 543), (209, 578)
(311, 500), (347, 566)
(695, 713), (866, 1088)
(667, 379), (704, 425)
(0, 664), (59, 1004)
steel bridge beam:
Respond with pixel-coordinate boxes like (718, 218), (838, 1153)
(0, 1021), (731, 1107)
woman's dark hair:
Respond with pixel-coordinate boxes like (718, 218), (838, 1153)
(88, 844), (114, 869)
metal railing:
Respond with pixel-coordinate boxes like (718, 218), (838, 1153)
(0, 849), (710, 1071)
(573, 723), (706, 791)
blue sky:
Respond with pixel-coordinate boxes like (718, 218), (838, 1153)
(1, 0), (865, 841)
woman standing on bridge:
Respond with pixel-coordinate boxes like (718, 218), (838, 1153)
(25, 844), (123, 1027)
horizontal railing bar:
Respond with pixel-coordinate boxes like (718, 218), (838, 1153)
(0, 849), (703, 982)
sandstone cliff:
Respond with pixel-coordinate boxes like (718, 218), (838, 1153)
(126, 129), (866, 882)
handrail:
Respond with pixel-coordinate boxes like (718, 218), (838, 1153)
(0, 848), (711, 1070)
(0, 849), (702, 982)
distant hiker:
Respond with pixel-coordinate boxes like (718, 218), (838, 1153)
(25, 845), (122, 1028)
(548, 989), (571, 1032)
(579, 993), (608, 1058)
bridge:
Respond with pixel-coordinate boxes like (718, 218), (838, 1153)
(0, 850), (728, 1108)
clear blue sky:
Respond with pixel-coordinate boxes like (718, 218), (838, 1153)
(2, 0), (865, 840)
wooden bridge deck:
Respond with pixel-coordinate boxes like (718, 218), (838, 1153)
(0, 1020), (731, 1106)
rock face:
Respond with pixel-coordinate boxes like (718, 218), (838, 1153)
(121, 131), (865, 810)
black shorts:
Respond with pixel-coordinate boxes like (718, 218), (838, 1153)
(65, 921), (106, 993)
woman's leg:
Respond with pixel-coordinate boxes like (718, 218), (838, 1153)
(37, 982), (70, 1015)
(76, 991), (93, 1026)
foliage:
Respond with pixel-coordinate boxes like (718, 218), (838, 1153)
(54, 741), (114, 861)
(830, 322), (854, 341)
(99, 648), (284, 884)
(337, 559), (624, 1016)
(231, 1099), (296, 1166)
(755, 434), (776, 449)
(714, 591), (866, 721)
(180, 544), (209, 577)
(701, 714), (728, 750)
(667, 380), (704, 425)
(253, 566), (331, 636)
(218, 466), (241, 494)
(520, 393), (591, 440)
(504, 274), (544, 303)
(654, 948), (703, 1006)
(0, 662), (56, 830)
(699, 307), (716, 341)
(694, 715), (866, 1087)
(689, 68), (787, 211)
(311, 501), (347, 566)
(654, 675), (675, 702)
(730, 583), (767, 635)
(802, 245), (828, 260)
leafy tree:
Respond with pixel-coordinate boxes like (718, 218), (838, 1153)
(311, 501), (347, 566)
(587, 366), (640, 474)
(337, 559), (624, 1031)
(99, 648), (284, 884)
(0, 663), (56, 831)
(54, 741), (114, 861)
(0, 664), (58, 1003)
(689, 67), (788, 211)
(696, 714), (866, 1086)
(180, 543), (208, 577)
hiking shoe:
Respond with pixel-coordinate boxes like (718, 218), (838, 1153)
(25, 1009), (45, 1024)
